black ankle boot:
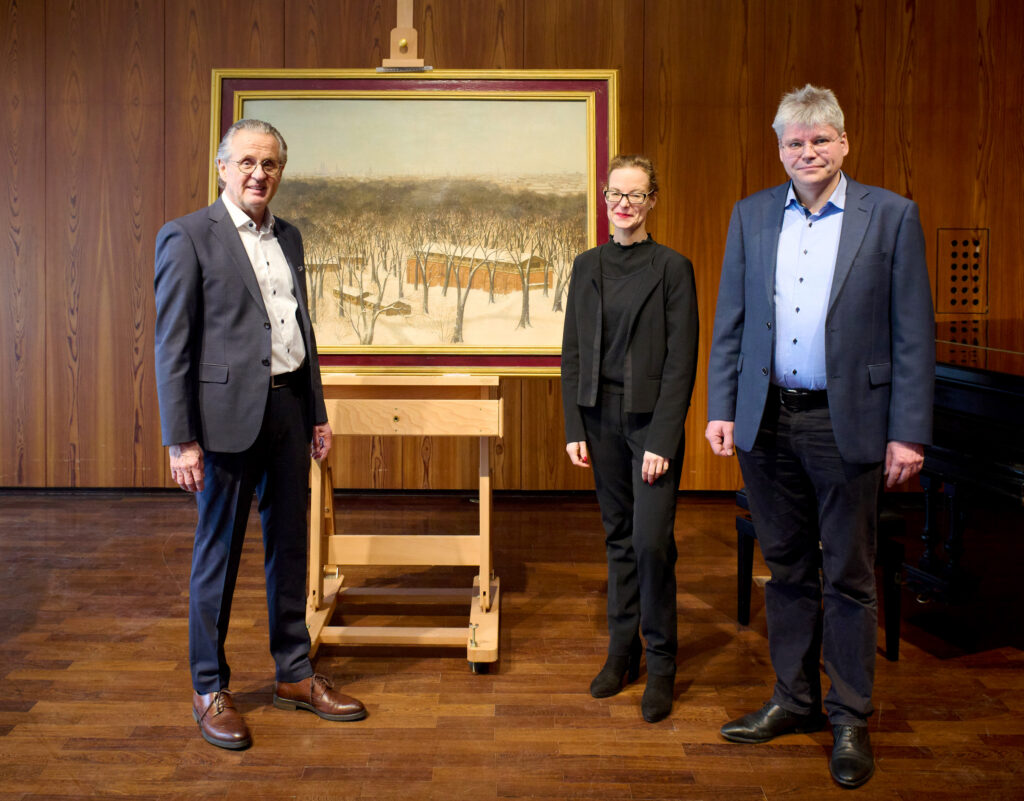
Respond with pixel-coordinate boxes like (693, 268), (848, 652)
(641, 673), (674, 722)
(589, 641), (642, 698)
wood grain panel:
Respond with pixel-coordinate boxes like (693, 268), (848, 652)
(523, 0), (645, 154)
(519, 377), (592, 490)
(643, 0), (763, 491)
(764, 0), (887, 187)
(44, 0), (166, 486)
(283, 0), (395, 67)
(884, 0), (1021, 353)
(0, 0), (47, 486)
(419, 0), (524, 69)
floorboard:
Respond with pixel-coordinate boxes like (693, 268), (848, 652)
(0, 490), (1020, 800)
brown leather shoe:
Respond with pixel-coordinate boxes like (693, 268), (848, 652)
(192, 690), (252, 750)
(273, 674), (367, 721)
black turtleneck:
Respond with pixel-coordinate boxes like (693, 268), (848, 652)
(600, 237), (656, 387)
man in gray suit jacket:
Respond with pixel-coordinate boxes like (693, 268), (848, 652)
(705, 86), (934, 788)
(154, 119), (366, 751)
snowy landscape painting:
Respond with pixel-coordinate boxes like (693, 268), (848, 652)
(240, 93), (596, 355)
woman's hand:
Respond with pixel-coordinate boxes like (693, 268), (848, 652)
(642, 451), (669, 485)
(566, 441), (590, 468)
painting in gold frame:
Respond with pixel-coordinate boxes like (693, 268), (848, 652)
(211, 69), (618, 374)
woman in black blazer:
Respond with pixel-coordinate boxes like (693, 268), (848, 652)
(561, 154), (698, 722)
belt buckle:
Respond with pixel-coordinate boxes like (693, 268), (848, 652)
(272, 372), (288, 389)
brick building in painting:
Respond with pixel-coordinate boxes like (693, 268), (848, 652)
(406, 243), (549, 294)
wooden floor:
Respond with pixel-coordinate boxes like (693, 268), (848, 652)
(0, 490), (1021, 801)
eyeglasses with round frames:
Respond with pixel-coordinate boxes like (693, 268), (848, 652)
(780, 136), (841, 155)
(231, 157), (283, 177)
(603, 189), (653, 205)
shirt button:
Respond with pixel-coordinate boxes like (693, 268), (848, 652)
(795, 307), (800, 313)
(792, 369), (797, 375)
(803, 250), (808, 255)
(793, 338), (798, 344)
(799, 277), (804, 283)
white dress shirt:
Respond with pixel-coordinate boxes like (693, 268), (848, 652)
(222, 195), (306, 375)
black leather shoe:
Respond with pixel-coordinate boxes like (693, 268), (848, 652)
(641, 674), (674, 722)
(590, 638), (642, 698)
(720, 701), (826, 743)
(830, 724), (874, 788)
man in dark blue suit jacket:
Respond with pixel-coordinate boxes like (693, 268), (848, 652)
(705, 86), (934, 788)
(154, 119), (366, 751)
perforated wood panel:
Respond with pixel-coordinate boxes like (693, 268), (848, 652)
(936, 229), (989, 313)
(935, 318), (987, 368)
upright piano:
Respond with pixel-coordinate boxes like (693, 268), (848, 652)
(905, 320), (1024, 599)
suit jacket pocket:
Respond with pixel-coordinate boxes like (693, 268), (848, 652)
(199, 362), (229, 383)
(867, 362), (891, 386)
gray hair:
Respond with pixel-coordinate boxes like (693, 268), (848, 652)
(215, 118), (288, 187)
(772, 84), (845, 140)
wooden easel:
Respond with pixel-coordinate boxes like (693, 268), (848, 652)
(307, 374), (502, 671)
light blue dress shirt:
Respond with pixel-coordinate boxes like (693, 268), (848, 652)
(772, 173), (847, 390)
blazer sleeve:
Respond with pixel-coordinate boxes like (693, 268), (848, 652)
(707, 202), (748, 422)
(560, 258), (587, 444)
(645, 252), (699, 458)
(153, 220), (202, 447)
(887, 200), (935, 445)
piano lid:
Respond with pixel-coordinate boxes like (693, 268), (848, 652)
(936, 318), (1024, 378)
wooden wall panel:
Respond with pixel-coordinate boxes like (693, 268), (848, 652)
(0, 0), (47, 486)
(1, 0), (1021, 488)
(283, 0), (395, 67)
(642, 0), (764, 491)
(44, 0), (166, 486)
(420, 0), (524, 69)
(764, 0), (887, 186)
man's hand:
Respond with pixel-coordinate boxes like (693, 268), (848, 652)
(641, 451), (669, 485)
(311, 422), (332, 461)
(884, 440), (924, 488)
(169, 441), (204, 492)
(566, 441), (590, 468)
(705, 420), (736, 456)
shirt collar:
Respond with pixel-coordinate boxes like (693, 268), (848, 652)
(785, 172), (847, 217)
(221, 193), (275, 234)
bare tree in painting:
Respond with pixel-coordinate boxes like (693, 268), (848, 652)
(550, 217), (585, 313)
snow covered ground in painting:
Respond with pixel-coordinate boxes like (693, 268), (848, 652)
(307, 274), (567, 350)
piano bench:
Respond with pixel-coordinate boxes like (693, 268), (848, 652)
(735, 489), (905, 662)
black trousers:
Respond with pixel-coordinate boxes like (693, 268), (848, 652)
(737, 393), (883, 726)
(582, 391), (683, 677)
(189, 382), (314, 693)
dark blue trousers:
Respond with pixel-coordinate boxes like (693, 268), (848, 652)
(737, 395), (883, 726)
(189, 382), (314, 693)
(582, 391), (683, 678)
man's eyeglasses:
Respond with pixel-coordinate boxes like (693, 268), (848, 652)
(231, 157), (283, 177)
(603, 189), (653, 205)
(780, 136), (841, 155)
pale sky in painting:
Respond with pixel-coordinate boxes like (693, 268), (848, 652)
(243, 97), (588, 178)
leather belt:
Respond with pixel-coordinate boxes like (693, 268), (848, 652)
(271, 368), (303, 389)
(776, 386), (828, 412)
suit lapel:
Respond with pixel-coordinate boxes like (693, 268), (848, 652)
(761, 184), (788, 304)
(276, 221), (310, 323)
(829, 179), (873, 311)
(208, 197), (267, 314)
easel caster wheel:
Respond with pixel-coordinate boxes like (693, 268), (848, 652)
(469, 662), (490, 674)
